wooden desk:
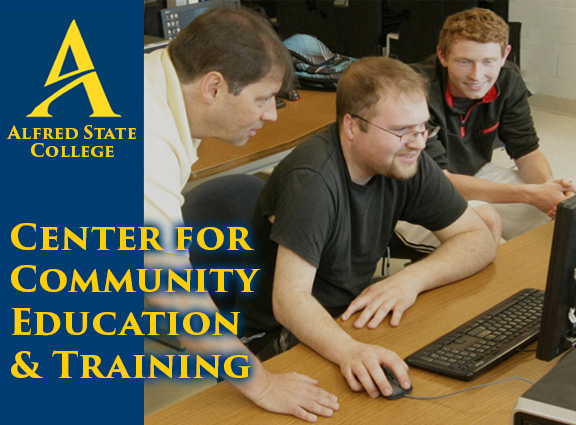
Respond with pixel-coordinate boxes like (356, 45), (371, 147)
(187, 90), (336, 188)
(145, 223), (563, 425)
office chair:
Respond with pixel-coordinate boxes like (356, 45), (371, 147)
(388, 231), (429, 263)
(181, 174), (265, 310)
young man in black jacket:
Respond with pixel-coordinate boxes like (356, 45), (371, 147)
(397, 8), (574, 249)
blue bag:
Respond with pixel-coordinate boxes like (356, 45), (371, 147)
(283, 34), (356, 91)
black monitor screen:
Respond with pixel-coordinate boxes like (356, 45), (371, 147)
(537, 195), (576, 361)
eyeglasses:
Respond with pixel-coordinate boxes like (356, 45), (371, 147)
(351, 114), (441, 144)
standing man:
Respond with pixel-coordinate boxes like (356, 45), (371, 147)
(399, 8), (574, 249)
(144, 7), (338, 422)
(238, 57), (497, 399)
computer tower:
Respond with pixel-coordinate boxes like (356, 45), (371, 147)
(512, 349), (576, 424)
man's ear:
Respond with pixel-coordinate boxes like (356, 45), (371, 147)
(502, 44), (512, 64)
(201, 71), (227, 103)
(342, 114), (357, 141)
(437, 45), (448, 67)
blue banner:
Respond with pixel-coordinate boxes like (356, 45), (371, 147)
(2, 2), (143, 424)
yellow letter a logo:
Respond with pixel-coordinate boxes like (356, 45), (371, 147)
(28, 20), (120, 118)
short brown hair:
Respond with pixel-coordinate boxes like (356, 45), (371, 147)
(336, 56), (429, 131)
(439, 8), (509, 56)
(168, 7), (295, 95)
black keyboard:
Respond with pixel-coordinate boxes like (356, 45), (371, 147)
(405, 288), (545, 381)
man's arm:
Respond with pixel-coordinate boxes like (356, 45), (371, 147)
(515, 150), (575, 211)
(342, 206), (496, 329)
(146, 254), (339, 423)
(272, 245), (411, 399)
(444, 150), (574, 217)
(514, 149), (554, 183)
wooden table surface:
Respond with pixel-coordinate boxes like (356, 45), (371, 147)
(146, 223), (562, 425)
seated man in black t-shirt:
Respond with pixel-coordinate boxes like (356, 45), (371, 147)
(237, 56), (498, 400)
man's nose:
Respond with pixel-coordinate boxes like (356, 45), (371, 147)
(262, 98), (278, 122)
(469, 63), (483, 80)
(405, 132), (427, 150)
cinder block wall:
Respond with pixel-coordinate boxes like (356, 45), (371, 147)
(510, 0), (576, 100)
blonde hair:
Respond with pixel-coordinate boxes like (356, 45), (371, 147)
(439, 8), (509, 56)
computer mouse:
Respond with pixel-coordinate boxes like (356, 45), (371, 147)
(279, 89), (300, 101)
(381, 366), (413, 400)
(286, 89), (300, 101)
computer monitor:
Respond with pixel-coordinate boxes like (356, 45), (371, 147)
(160, 0), (240, 40)
(275, 0), (385, 58)
(144, 35), (169, 53)
(536, 195), (576, 361)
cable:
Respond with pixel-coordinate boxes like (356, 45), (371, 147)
(404, 377), (535, 400)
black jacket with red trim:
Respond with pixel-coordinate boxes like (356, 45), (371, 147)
(413, 55), (540, 176)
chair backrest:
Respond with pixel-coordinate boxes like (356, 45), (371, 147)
(389, 231), (429, 262)
(182, 174), (265, 310)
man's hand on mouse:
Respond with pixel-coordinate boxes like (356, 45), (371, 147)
(337, 340), (411, 398)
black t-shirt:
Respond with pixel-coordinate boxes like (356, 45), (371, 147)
(238, 124), (467, 334)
